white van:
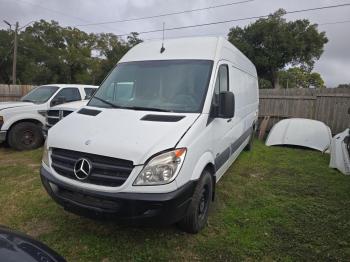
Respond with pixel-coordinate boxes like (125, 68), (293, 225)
(40, 37), (259, 233)
(0, 84), (98, 150)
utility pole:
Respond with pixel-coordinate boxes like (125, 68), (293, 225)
(12, 22), (18, 85)
(3, 20), (18, 85)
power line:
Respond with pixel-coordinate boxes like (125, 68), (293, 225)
(74, 0), (254, 27)
(15, 0), (90, 23)
(319, 20), (350, 26)
(9, 0), (113, 31)
(115, 3), (350, 37)
(143, 32), (229, 42)
(143, 18), (350, 41)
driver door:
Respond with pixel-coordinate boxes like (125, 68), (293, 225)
(50, 87), (81, 107)
(209, 63), (234, 179)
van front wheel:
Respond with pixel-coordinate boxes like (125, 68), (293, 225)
(178, 170), (212, 234)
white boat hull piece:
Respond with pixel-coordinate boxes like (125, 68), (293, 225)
(329, 128), (350, 175)
(265, 118), (332, 152)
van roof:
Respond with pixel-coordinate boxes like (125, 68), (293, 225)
(119, 36), (257, 77)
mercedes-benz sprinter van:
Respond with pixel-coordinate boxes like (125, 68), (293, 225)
(40, 37), (259, 233)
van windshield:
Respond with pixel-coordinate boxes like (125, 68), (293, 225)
(21, 86), (59, 104)
(89, 60), (213, 113)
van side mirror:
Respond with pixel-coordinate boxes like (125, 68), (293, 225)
(219, 91), (235, 118)
(51, 96), (66, 107)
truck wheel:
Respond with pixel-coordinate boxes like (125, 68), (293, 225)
(244, 130), (255, 151)
(178, 170), (213, 234)
(8, 122), (44, 150)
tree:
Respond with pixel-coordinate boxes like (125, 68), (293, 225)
(279, 67), (325, 88)
(19, 20), (67, 84)
(0, 30), (13, 83)
(0, 20), (143, 85)
(336, 84), (350, 88)
(94, 32), (142, 84)
(228, 9), (328, 88)
(127, 32), (142, 47)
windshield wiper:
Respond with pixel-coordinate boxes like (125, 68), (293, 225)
(120, 106), (172, 112)
(92, 97), (171, 112)
(92, 96), (121, 109)
(21, 99), (33, 102)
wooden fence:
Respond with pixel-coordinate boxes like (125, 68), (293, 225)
(0, 84), (34, 102)
(0, 85), (349, 133)
(259, 88), (350, 134)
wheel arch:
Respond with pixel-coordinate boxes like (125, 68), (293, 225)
(203, 163), (216, 201)
(190, 151), (216, 202)
(7, 118), (43, 142)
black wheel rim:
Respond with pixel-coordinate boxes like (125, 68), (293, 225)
(21, 130), (35, 146)
(197, 186), (209, 221)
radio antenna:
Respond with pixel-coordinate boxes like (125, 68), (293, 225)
(160, 22), (165, 53)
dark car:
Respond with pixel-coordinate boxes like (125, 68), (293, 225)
(0, 225), (66, 262)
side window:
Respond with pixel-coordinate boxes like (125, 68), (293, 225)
(213, 64), (229, 104)
(52, 88), (81, 105)
(84, 88), (96, 99)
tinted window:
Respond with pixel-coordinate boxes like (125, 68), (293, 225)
(213, 64), (229, 105)
(89, 60), (213, 113)
(21, 86), (59, 104)
(53, 88), (81, 103)
(84, 88), (96, 99)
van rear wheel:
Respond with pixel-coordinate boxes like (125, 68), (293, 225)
(177, 170), (212, 234)
(8, 122), (44, 150)
(244, 130), (255, 151)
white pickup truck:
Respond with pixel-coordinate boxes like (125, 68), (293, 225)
(42, 100), (88, 137)
(0, 84), (98, 150)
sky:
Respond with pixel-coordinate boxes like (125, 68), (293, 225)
(0, 0), (349, 87)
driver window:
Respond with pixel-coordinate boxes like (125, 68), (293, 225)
(213, 64), (229, 105)
(52, 88), (81, 104)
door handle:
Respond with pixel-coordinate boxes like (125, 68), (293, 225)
(227, 118), (232, 123)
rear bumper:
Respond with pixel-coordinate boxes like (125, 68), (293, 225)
(40, 166), (197, 225)
(0, 131), (6, 143)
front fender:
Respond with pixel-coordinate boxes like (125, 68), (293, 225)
(2, 113), (45, 130)
(190, 151), (215, 181)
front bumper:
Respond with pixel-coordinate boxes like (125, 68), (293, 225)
(0, 131), (6, 143)
(40, 166), (197, 225)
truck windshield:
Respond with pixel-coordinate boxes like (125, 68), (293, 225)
(89, 60), (213, 113)
(21, 86), (59, 104)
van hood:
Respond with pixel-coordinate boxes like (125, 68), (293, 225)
(48, 107), (199, 165)
(0, 101), (34, 111)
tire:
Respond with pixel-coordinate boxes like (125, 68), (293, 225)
(8, 122), (44, 150)
(244, 129), (255, 151)
(178, 170), (213, 234)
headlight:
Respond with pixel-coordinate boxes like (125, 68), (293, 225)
(42, 139), (49, 166)
(133, 148), (187, 186)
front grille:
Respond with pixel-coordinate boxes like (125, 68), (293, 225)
(47, 117), (59, 126)
(51, 148), (134, 187)
(46, 110), (74, 128)
(63, 110), (73, 117)
(48, 110), (59, 117)
(57, 186), (120, 211)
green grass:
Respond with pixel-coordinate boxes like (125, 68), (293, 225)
(0, 141), (350, 261)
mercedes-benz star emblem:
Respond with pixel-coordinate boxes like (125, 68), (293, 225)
(74, 158), (92, 180)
